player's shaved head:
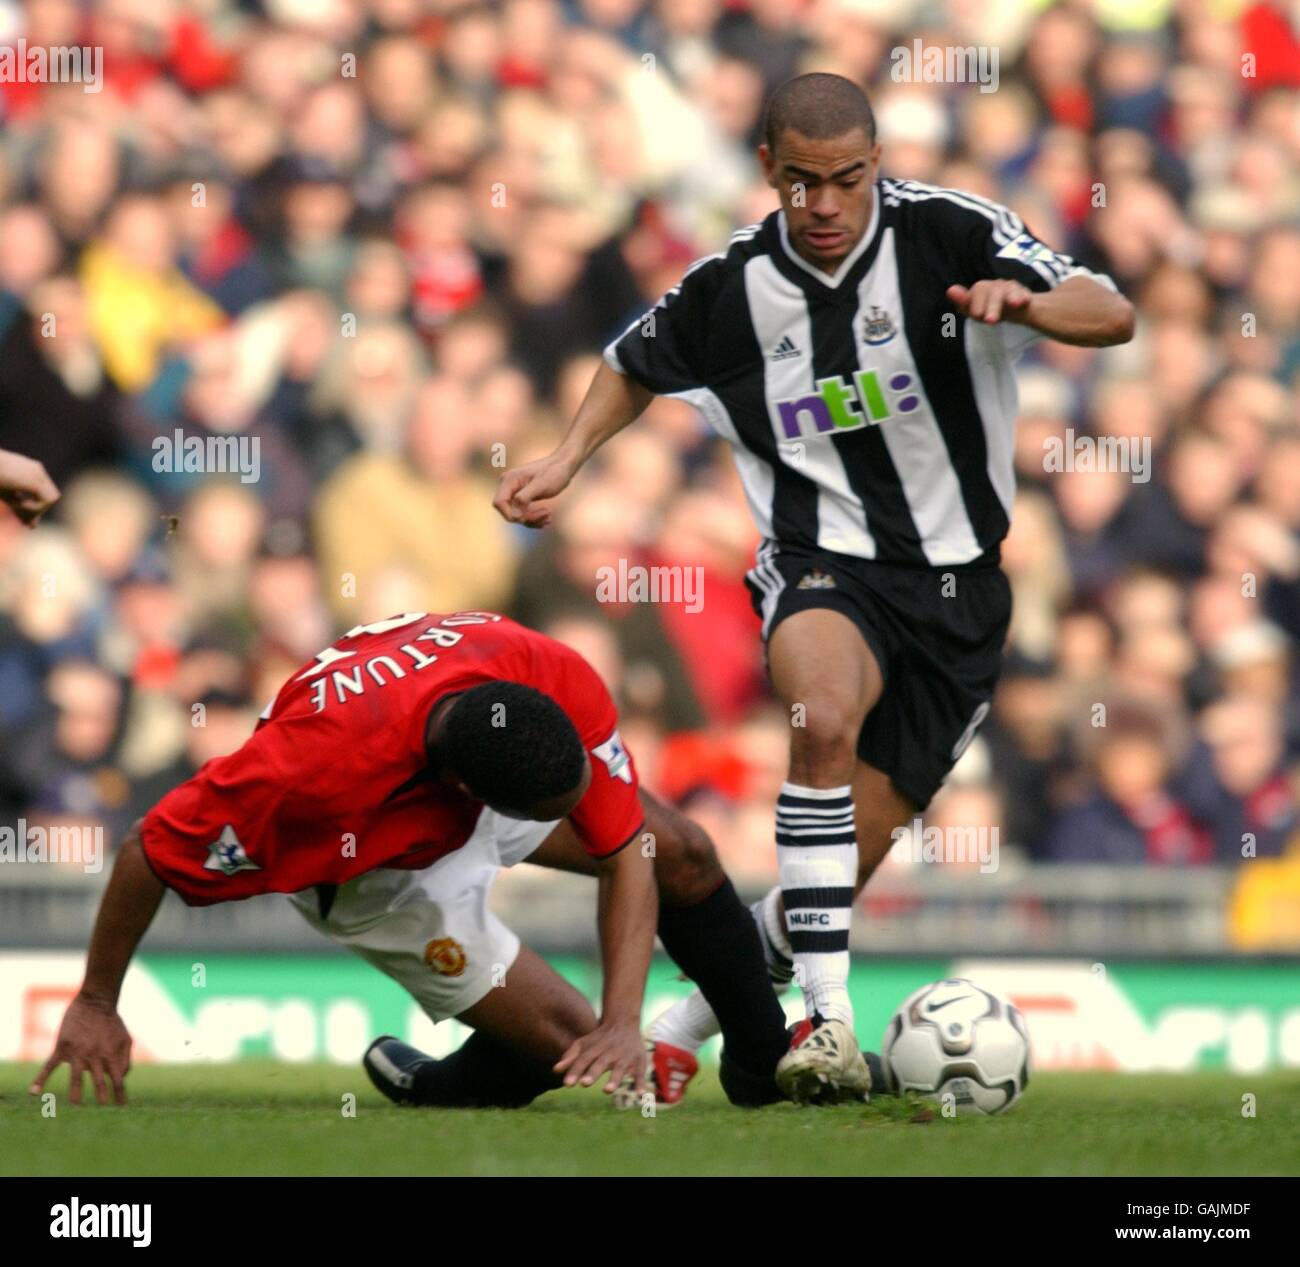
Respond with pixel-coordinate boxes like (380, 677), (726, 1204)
(434, 681), (590, 819)
(763, 73), (877, 155)
(758, 73), (882, 273)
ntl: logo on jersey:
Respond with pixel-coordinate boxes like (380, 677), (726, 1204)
(776, 369), (921, 439)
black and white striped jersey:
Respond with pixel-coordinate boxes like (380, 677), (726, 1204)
(603, 177), (1115, 568)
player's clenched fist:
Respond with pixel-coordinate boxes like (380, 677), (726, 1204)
(946, 279), (1035, 326)
(29, 992), (133, 1106)
(493, 449), (580, 529)
(0, 448), (60, 526)
(554, 1017), (646, 1097)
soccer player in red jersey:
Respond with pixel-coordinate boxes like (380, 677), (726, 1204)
(31, 611), (792, 1109)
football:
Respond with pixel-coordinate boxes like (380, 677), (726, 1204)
(881, 978), (1031, 1115)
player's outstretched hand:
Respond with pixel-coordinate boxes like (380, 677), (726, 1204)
(554, 1018), (646, 1097)
(29, 992), (133, 1106)
(0, 448), (60, 526)
(946, 279), (1034, 326)
(493, 450), (579, 530)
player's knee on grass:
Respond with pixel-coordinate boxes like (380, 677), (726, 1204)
(647, 804), (724, 908)
(492, 980), (596, 1072)
(449, 985), (594, 1108)
(461, 945), (597, 1070)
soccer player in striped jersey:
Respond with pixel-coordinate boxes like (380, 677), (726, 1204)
(496, 73), (1134, 1103)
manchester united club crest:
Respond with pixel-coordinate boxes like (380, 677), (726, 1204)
(424, 937), (467, 977)
(861, 306), (897, 346)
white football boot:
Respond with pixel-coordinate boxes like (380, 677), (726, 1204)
(776, 1017), (874, 1105)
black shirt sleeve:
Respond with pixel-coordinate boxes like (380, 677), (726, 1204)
(602, 254), (726, 395)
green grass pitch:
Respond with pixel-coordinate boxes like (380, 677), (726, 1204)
(3, 1062), (1298, 1176)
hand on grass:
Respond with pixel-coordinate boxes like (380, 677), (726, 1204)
(554, 1018), (646, 1096)
(29, 992), (132, 1106)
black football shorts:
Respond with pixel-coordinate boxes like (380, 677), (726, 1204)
(744, 540), (1012, 811)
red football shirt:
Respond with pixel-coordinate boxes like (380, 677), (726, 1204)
(139, 612), (643, 906)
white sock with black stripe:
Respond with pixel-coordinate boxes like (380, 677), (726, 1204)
(777, 781), (856, 1026)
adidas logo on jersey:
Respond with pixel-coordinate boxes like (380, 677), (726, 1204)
(769, 335), (801, 361)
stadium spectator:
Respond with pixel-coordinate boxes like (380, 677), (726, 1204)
(313, 373), (518, 619)
(1045, 699), (1211, 866)
(0, 0), (1295, 892)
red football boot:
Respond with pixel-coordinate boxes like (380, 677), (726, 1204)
(647, 1039), (699, 1107)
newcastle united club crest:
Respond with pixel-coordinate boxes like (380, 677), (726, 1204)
(861, 306), (897, 346)
(796, 568), (837, 590)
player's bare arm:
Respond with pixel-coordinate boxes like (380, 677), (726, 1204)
(0, 447), (60, 526)
(29, 826), (162, 1106)
(553, 839), (657, 1094)
(493, 361), (653, 528)
(946, 274), (1136, 347)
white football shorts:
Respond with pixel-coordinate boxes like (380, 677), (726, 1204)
(286, 809), (560, 1022)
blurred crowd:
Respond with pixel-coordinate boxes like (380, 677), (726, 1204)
(1, 0), (1298, 893)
